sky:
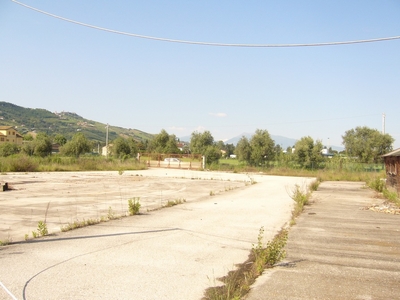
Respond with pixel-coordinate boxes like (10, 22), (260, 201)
(1, 0), (400, 149)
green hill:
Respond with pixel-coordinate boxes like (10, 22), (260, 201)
(0, 102), (154, 144)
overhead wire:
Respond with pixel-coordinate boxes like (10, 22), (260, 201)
(11, 0), (400, 48)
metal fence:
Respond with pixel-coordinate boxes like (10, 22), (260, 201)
(139, 153), (203, 170)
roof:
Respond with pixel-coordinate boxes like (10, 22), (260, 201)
(0, 126), (14, 130)
(382, 148), (400, 157)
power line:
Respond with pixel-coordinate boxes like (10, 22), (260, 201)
(12, 0), (400, 48)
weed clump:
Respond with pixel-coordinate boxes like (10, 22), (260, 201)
(128, 197), (141, 215)
(253, 227), (288, 273)
(37, 220), (48, 236)
(164, 198), (186, 207)
(368, 176), (386, 193)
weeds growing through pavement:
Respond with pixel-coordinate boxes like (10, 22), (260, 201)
(252, 227), (288, 274)
(205, 179), (319, 299)
(37, 220), (48, 236)
(289, 180), (319, 224)
(204, 228), (288, 300)
(107, 206), (120, 220)
(163, 198), (186, 207)
(128, 197), (141, 215)
(0, 235), (12, 246)
(61, 218), (101, 232)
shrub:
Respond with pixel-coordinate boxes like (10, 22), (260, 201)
(368, 176), (386, 193)
(7, 155), (39, 172)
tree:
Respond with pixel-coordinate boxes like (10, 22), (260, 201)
(33, 133), (52, 157)
(127, 138), (139, 157)
(23, 134), (34, 141)
(214, 141), (235, 158)
(293, 136), (324, 168)
(342, 126), (394, 163)
(21, 142), (35, 156)
(61, 132), (91, 157)
(249, 129), (275, 166)
(190, 131), (214, 154)
(53, 134), (67, 146)
(0, 142), (19, 157)
(204, 145), (222, 165)
(235, 136), (251, 163)
(113, 137), (131, 158)
(148, 129), (179, 154)
(274, 144), (283, 160)
(190, 131), (219, 165)
(224, 143), (235, 157)
(165, 134), (180, 154)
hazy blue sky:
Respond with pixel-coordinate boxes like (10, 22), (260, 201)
(1, 1), (399, 148)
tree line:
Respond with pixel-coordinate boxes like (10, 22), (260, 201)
(0, 126), (394, 168)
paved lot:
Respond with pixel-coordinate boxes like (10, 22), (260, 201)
(0, 169), (314, 300)
(246, 181), (400, 300)
(0, 169), (252, 243)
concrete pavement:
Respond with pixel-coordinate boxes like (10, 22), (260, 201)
(246, 181), (400, 300)
(0, 170), (314, 300)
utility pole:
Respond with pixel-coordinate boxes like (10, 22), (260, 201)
(106, 123), (109, 159)
(382, 113), (386, 134)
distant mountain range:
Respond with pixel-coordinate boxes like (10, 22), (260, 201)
(0, 101), (343, 150)
(224, 133), (298, 149)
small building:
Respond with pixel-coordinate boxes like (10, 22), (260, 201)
(52, 143), (60, 154)
(0, 126), (23, 145)
(102, 144), (113, 157)
(382, 148), (400, 193)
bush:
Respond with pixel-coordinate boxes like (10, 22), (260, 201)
(7, 155), (38, 172)
(0, 142), (20, 157)
(368, 177), (386, 193)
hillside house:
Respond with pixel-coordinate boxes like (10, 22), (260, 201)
(0, 126), (23, 145)
(382, 148), (400, 193)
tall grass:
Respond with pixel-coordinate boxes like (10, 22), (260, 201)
(0, 154), (146, 172)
